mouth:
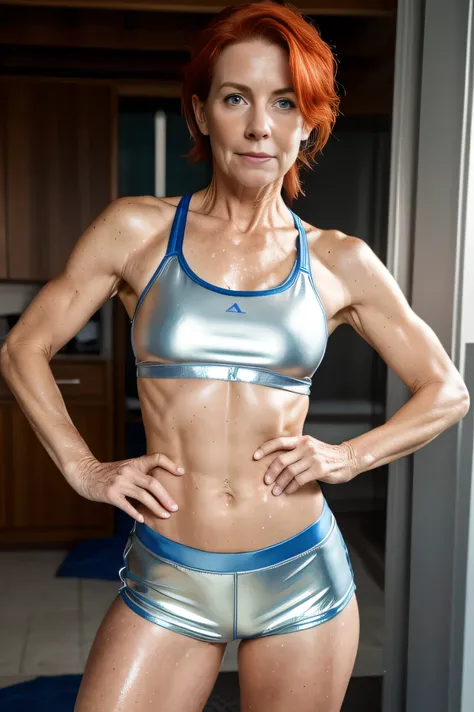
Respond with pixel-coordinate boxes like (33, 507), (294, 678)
(238, 153), (274, 163)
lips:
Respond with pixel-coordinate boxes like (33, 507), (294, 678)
(240, 153), (272, 158)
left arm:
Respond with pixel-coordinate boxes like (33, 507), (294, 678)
(337, 236), (470, 478)
(254, 236), (470, 494)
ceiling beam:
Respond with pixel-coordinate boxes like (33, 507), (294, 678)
(0, 7), (395, 57)
(0, 0), (396, 18)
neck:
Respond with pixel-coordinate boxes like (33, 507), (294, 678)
(196, 176), (292, 235)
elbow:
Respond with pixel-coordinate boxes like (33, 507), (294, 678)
(457, 387), (470, 418)
(0, 338), (19, 387)
(0, 339), (12, 378)
(449, 377), (470, 420)
(0, 336), (25, 380)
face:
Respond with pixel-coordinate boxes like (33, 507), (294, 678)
(192, 39), (311, 190)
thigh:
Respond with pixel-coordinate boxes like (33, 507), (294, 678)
(238, 592), (360, 712)
(74, 595), (226, 712)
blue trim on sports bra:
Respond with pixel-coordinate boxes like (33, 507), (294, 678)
(292, 211), (329, 341)
(130, 193), (329, 362)
(174, 193), (303, 297)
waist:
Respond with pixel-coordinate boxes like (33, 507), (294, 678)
(135, 496), (333, 572)
(137, 477), (325, 552)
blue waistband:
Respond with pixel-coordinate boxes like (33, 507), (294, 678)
(134, 498), (334, 573)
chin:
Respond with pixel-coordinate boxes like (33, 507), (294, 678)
(233, 171), (277, 187)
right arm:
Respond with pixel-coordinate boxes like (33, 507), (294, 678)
(0, 197), (182, 522)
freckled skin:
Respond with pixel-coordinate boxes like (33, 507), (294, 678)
(73, 182), (361, 709)
(4, 36), (467, 712)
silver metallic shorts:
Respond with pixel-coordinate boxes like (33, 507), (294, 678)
(118, 498), (356, 643)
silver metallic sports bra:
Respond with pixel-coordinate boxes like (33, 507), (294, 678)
(131, 193), (328, 396)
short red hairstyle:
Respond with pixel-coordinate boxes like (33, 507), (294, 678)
(181, 0), (340, 202)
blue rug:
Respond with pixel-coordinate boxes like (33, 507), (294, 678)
(0, 675), (82, 711)
(0, 673), (241, 711)
(55, 535), (127, 581)
(55, 510), (133, 581)
(0, 673), (382, 711)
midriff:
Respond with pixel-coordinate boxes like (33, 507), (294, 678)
(135, 375), (325, 553)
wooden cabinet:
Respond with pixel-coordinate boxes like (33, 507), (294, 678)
(0, 359), (115, 545)
(0, 77), (116, 280)
(0, 98), (6, 280)
(0, 405), (6, 528)
(0, 75), (118, 544)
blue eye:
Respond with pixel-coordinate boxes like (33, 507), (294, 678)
(276, 98), (295, 110)
(224, 94), (295, 109)
(226, 94), (243, 105)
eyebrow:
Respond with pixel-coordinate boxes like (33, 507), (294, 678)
(217, 82), (295, 94)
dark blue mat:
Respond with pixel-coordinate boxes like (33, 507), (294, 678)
(55, 535), (128, 581)
(0, 673), (383, 711)
(0, 675), (82, 711)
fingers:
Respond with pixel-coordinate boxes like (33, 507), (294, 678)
(142, 451), (185, 476)
(114, 495), (145, 523)
(132, 473), (179, 515)
(254, 435), (300, 460)
(106, 464), (181, 522)
(124, 485), (175, 520)
(264, 447), (304, 485)
(267, 456), (313, 495)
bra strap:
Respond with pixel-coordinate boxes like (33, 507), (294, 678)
(166, 192), (192, 255)
(167, 196), (309, 272)
(288, 210), (310, 273)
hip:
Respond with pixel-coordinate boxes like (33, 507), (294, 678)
(119, 496), (356, 642)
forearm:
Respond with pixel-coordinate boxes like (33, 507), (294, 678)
(0, 344), (97, 486)
(341, 380), (470, 480)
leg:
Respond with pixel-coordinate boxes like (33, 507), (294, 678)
(75, 595), (226, 712)
(238, 592), (360, 712)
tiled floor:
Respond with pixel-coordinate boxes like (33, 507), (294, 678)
(0, 534), (384, 691)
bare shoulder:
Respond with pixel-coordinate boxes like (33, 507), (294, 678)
(304, 219), (408, 323)
(99, 195), (176, 269)
(313, 229), (395, 310)
(104, 194), (172, 234)
(302, 220), (469, 398)
(299, 220), (361, 322)
(301, 218), (363, 274)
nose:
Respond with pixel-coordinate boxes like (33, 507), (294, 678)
(244, 104), (271, 141)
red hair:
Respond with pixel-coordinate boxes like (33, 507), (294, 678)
(181, 0), (340, 202)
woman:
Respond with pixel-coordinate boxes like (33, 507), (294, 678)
(1, 1), (470, 711)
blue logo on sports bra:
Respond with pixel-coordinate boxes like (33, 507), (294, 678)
(226, 302), (246, 314)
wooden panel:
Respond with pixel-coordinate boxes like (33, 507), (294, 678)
(51, 361), (107, 399)
(2, 79), (114, 280)
(0, 0), (397, 17)
(9, 400), (113, 530)
(0, 372), (11, 399)
(0, 83), (6, 279)
(0, 359), (108, 399)
(0, 405), (6, 527)
(0, 7), (396, 56)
